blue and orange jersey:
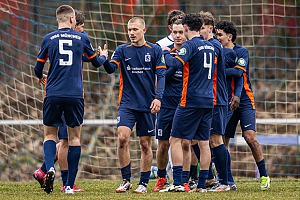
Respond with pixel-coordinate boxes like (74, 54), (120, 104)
(233, 44), (255, 109)
(164, 36), (215, 108)
(162, 43), (182, 109)
(209, 38), (227, 106)
(223, 48), (244, 103)
(34, 28), (106, 98)
(104, 41), (166, 112)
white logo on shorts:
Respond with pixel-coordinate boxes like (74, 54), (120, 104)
(148, 129), (154, 133)
(244, 124), (251, 128)
(158, 129), (162, 136)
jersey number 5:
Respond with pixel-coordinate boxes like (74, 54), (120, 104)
(204, 52), (212, 79)
(59, 40), (73, 66)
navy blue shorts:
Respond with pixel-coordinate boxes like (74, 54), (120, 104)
(156, 107), (176, 140)
(43, 97), (84, 128)
(211, 105), (228, 135)
(171, 107), (213, 141)
(225, 108), (256, 138)
(117, 107), (155, 137)
(58, 114), (68, 140)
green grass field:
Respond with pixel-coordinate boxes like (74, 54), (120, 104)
(0, 178), (299, 200)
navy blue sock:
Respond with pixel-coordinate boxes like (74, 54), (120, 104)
(43, 140), (56, 171)
(157, 168), (166, 178)
(197, 170), (208, 189)
(212, 144), (228, 185)
(207, 162), (214, 179)
(189, 164), (198, 180)
(172, 166), (183, 186)
(66, 146), (81, 189)
(182, 171), (190, 184)
(256, 159), (268, 177)
(61, 170), (68, 186)
(227, 149), (235, 184)
(192, 144), (200, 160)
(139, 171), (151, 187)
(121, 163), (131, 181)
(40, 162), (47, 173)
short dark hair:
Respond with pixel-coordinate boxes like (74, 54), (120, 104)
(75, 9), (85, 25)
(182, 13), (203, 32)
(215, 20), (237, 42)
(167, 10), (185, 26)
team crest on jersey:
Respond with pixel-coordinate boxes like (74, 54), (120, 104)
(178, 48), (187, 55)
(145, 54), (151, 62)
(158, 129), (163, 136)
(237, 58), (246, 66)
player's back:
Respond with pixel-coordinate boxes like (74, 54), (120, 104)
(112, 41), (164, 111)
(209, 38), (227, 106)
(178, 37), (215, 108)
(39, 28), (93, 98)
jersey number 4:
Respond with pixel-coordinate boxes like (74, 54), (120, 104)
(204, 52), (213, 79)
(59, 40), (73, 66)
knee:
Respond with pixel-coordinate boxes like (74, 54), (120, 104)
(158, 141), (169, 153)
(243, 132), (258, 146)
(118, 136), (128, 149)
(59, 139), (68, 148)
(182, 140), (190, 152)
(140, 140), (151, 154)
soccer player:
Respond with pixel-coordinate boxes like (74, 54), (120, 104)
(161, 13), (215, 193)
(215, 20), (271, 190)
(155, 9), (185, 184)
(199, 11), (230, 192)
(34, 5), (107, 194)
(221, 47), (244, 191)
(101, 17), (166, 194)
(156, 9), (185, 47)
(153, 19), (186, 192)
(33, 9), (93, 193)
(33, 9), (88, 193)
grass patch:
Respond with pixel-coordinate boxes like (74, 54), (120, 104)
(0, 178), (299, 199)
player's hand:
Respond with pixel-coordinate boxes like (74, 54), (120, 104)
(162, 46), (171, 51)
(98, 44), (108, 59)
(150, 98), (161, 114)
(230, 96), (240, 110)
(39, 74), (47, 85)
